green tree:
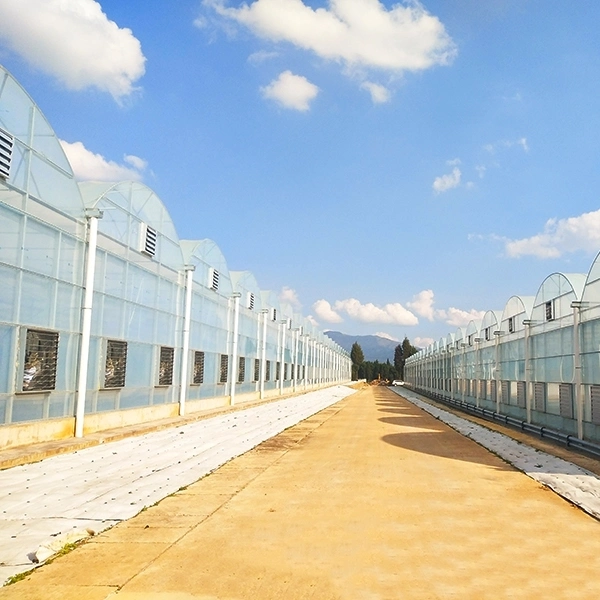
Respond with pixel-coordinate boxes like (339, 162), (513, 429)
(398, 336), (418, 379)
(394, 344), (403, 372)
(350, 341), (364, 380)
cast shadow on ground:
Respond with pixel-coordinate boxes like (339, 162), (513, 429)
(375, 388), (511, 470)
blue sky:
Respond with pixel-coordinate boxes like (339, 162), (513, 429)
(1, 0), (600, 347)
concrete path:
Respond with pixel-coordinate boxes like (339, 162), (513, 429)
(0, 385), (355, 586)
(4, 386), (600, 598)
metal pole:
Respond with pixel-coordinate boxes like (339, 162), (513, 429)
(259, 309), (268, 399)
(75, 210), (102, 438)
(178, 266), (195, 416)
(229, 293), (241, 405)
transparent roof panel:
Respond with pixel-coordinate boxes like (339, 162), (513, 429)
(0, 66), (83, 216)
(583, 252), (600, 304)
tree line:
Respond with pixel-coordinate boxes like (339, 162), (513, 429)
(350, 336), (418, 382)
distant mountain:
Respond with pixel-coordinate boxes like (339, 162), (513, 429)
(324, 331), (398, 362)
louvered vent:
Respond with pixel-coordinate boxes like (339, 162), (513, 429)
(210, 268), (219, 291)
(0, 128), (14, 180)
(248, 292), (255, 310)
(141, 224), (157, 257)
(272, 308), (277, 321)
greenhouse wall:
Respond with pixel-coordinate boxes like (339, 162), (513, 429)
(0, 65), (351, 449)
(405, 269), (600, 444)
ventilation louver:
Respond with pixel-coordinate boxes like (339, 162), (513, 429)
(210, 268), (219, 291)
(0, 128), (14, 180)
(141, 224), (157, 257)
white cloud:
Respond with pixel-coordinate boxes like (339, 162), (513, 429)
(60, 140), (146, 181)
(504, 209), (600, 259)
(0, 0), (145, 100)
(407, 289), (436, 321)
(433, 167), (461, 193)
(209, 0), (456, 74)
(314, 299), (343, 323)
(248, 49), (279, 64)
(440, 307), (486, 328)
(261, 70), (319, 111)
(475, 165), (486, 178)
(306, 314), (319, 327)
(333, 298), (418, 326)
(446, 157), (461, 166)
(484, 137), (529, 154)
(279, 286), (302, 309)
(360, 81), (391, 104)
(375, 332), (399, 341)
(413, 336), (433, 348)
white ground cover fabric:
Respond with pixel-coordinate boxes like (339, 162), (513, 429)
(399, 388), (600, 520)
(0, 385), (355, 585)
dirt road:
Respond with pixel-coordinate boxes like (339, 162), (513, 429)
(4, 386), (600, 599)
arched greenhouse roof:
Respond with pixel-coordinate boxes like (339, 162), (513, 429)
(0, 64), (84, 217)
(230, 271), (262, 311)
(79, 181), (184, 269)
(582, 252), (600, 305)
(180, 238), (233, 297)
(532, 272), (586, 323)
(500, 295), (534, 333)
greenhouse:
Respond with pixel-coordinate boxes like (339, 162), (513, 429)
(0, 65), (351, 449)
(405, 267), (600, 444)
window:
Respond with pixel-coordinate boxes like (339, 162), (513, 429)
(141, 224), (157, 257)
(534, 382), (546, 411)
(545, 300), (554, 322)
(508, 317), (515, 333)
(247, 293), (255, 310)
(238, 356), (245, 383)
(284, 363), (288, 381)
(501, 381), (510, 404)
(193, 351), (205, 384)
(591, 385), (600, 425)
(265, 360), (271, 381)
(210, 268), (219, 291)
(559, 384), (574, 419)
(484, 327), (490, 341)
(22, 329), (59, 391)
(479, 380), (487, 398)
(517, 381), (526, 407)
(467, 334), (473, 346)
(158, 346), (174, 385)
(219, 354), (228, 383)
(254, 358), (260, 382)
(0, 127), (14, 180)
(105, 340), (127, 388)
(276, 361), (281, 381)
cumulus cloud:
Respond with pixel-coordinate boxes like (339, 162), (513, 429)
(375, 332), (399, 341)
(438, 307), (486, 328)
(60, 140), (146, 181)
(0, 0), (146, 100)
(413, 336), (433, 348)
(208, 0), (456, 74)
(333, 298), (418, 326)
(306, 314), (319, 326)
(313, 299), (343, 323)
(360, 81), (391, 104)
(504, 209), (600, 259)
(407, 289), (436, 321)
(261, 70), (319, 111)
(279, 286), (302, 309)
(433, 167), (461, 193)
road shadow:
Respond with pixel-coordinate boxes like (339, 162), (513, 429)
(375, 387), (511, 470)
